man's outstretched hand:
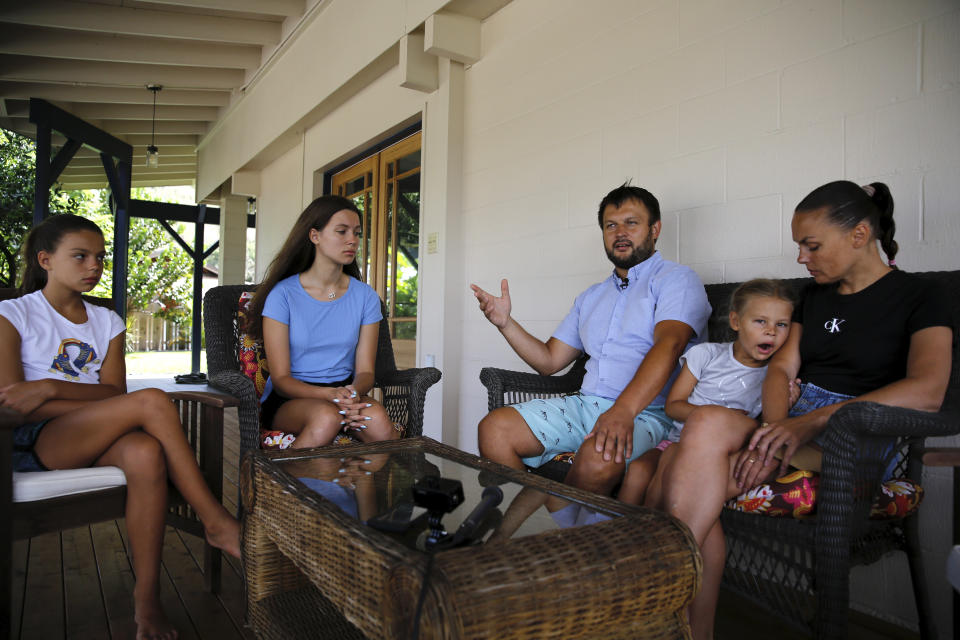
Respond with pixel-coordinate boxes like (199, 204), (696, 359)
(470, 279), (512, 330)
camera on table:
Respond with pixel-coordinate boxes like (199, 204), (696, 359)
(412, 475), (464, 548)
(412, 475), (464, 513)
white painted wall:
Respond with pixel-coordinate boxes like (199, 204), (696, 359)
(224, 0), (960, 632)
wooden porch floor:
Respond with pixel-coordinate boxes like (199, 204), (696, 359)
(9, 406), (920, 639)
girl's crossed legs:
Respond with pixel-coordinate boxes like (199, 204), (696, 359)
(33, 387), (240, 640)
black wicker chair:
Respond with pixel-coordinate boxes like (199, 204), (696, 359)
(202, 284), (441, 454)
(479, 271), (960, 638)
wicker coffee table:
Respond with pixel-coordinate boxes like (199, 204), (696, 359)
(241, 437), (700, 639)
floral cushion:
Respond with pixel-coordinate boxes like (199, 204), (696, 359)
(237, 292), (295, 449)
(870, 479), (924, 520)
(548, 451), (924, 520)
(726, 470), (819, 517)
(237, 292), (269, 399)
(725, 470), (924, 520)
(261, 429), (355, 450)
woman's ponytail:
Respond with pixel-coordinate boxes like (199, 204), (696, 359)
(866, 182), (898, 267)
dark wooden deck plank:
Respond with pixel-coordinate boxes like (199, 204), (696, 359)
(148, 525), (244, 640)
(89, 520), (137, 640)
(115, 521), (201, 640)
(62, 526), (110, 640)
(176, 530), (254, 639)
(19, 533), (63, 640)
(10, 539), (28, 639)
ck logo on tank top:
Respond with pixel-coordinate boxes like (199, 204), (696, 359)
(824, 318), (845, 334)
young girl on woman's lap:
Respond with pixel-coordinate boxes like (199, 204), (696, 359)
(619, 278), (796, 504)
(246, 195), (399, 447)
(0, 214), (239, 640)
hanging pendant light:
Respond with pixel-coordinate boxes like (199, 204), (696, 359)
(145, 84), (162, 168)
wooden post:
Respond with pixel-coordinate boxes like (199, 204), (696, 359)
(32, 126), (51, 226)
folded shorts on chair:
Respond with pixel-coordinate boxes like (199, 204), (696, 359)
(13, 466), (127, 502)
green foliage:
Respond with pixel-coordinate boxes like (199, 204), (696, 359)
(393, 241), (418, 340)
(0, 129), (86, 287)
(81, 188), (195, 323)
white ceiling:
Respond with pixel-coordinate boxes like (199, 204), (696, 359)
(0, 0), (312, 191)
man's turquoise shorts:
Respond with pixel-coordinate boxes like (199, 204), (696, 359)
(513, 393), (672, 468)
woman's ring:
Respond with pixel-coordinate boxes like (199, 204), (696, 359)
(748, 457), (757, 463)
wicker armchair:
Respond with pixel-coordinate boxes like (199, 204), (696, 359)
(202, 284), (441, 453)
(480, 354), (588, 482)
(479, 271), (960, 638)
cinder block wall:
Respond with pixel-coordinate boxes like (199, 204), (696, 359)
(460, 0), (960, 633)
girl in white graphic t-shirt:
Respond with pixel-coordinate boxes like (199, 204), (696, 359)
(0, 214), (239, 640)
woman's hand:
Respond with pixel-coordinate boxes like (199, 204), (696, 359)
(737, 414), (823, 485)
(323, 385), (355, 403)
(732, 444), (780, 491)
(788, 378), (802, 407)
(0, 380), (52, 416)
(333, 455), (382, 489)
(333, 386), (373, 432)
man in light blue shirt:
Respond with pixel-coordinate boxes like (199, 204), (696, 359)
(471, 184), (711, 495)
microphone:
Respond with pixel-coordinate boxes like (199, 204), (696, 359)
(456, 486), (503, 537)
(618, 276), (629, 290)
(435, 486), (503, 548)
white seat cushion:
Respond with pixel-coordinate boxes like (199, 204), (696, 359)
(948, 545), (960, 593)
(13, 466), (127, 503)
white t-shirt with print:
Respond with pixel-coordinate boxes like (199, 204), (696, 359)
(666, 341), (768, 442)
(0, 290), (125, 384)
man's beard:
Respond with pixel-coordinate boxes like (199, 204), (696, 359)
(605, 239), (655, 270)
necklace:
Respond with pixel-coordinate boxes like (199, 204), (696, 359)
(327, 292), (336, 299)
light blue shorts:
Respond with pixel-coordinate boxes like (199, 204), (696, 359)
(513, 393), (672, 468)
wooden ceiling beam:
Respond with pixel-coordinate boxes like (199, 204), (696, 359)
(59, 177), (196, 190)
(67, 155), (197, 169)
(67, 103), (219, 122)
(0, 55), (243, 90)
(0, 1), (281, 46)
(0, 25), (262, 70)
(100, 120), (210, 135)
(112, 134), (199, 146)
(0, 82), (230, 107)
(142, 0), (305, 19)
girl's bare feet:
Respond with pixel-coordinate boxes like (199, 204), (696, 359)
(135, 600), (178, 640)
(205, 514), (241, 559)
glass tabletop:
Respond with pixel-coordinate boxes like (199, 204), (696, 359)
(273, 440), (628, 552)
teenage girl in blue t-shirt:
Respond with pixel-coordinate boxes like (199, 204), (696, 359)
(246, 195), (399, 448)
